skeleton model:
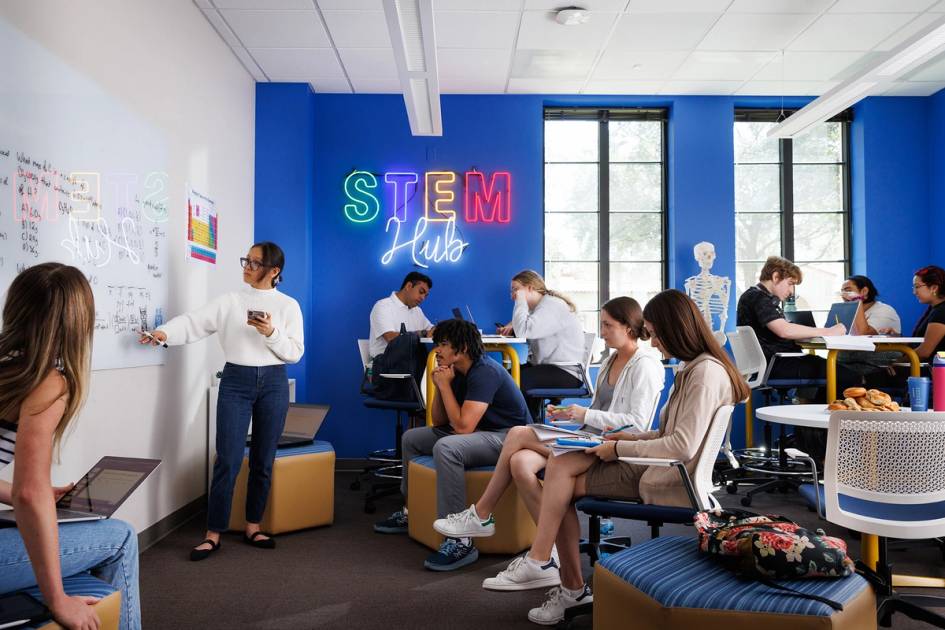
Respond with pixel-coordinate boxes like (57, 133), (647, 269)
(684, 241), (730, 341)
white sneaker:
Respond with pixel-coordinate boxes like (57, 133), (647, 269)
(527, 585), (593, 626)
(433, 504), (496, 538)
(482, 554), (561, 591)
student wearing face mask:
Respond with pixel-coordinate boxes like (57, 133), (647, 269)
(841, 275), (901, 336)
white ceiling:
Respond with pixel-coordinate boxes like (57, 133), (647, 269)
(195, 0), (945, 97)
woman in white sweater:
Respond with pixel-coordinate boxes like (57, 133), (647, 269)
(547, 296), (664, 433)
(141, 242), (304, 561)
(433, 297), (665, 566)
(498, 270), (586, 420)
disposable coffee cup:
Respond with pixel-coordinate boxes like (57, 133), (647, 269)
(908, 376), (930, 412)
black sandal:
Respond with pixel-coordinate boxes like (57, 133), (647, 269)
(189, 538), (220, 562)
(243, 531), (276, 549)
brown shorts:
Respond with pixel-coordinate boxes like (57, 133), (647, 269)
(585, 459), (643, 500)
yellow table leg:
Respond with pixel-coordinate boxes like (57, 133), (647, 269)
(826, 349), (838, 403)
(874, 343), (921, 378)
(425, 344), (522, 426)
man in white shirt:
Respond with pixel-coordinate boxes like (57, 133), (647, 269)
(369, 271), (434, 358)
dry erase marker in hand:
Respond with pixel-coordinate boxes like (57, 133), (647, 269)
(139, 329), (167, 348)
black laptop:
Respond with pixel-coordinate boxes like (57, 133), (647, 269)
(0, 456), (160, 524)
(248, 403), (330, 448)
(785, 310), (816, 327)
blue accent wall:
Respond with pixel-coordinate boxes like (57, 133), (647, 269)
(255, 86), (939, 457)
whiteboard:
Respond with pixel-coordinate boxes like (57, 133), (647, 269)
(0, 17), (169, 370)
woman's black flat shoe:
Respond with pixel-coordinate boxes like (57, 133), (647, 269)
(189, 538), (220, 561)
(244, 531), (276, 549)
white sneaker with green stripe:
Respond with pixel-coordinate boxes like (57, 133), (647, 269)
(433, 504), (496, 538)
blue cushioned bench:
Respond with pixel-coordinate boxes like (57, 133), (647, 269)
(594, 536), (876, 630)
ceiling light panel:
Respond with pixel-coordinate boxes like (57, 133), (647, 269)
(516, 10), (618, 50)
(674, 51), (778, 81)
(609, 13), (721, 50)
(248, 47), (344, 78)
(321, 11), (392, 48)
(218, 10), (331, 48)
(698, 13), (819, 51)
(511, 49), (597, 78)
(435, 11), (520, 48)
(788, 13), (917, 50)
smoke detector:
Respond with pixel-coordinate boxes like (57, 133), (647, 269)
(555, 7), (590, 26)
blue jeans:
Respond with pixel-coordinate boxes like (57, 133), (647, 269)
(0, 519), (140, 630)
(208, 362), (289, 532)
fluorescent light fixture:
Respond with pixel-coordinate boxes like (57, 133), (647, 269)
(769, 14), (945, 139)
(384, 0), (442, 136)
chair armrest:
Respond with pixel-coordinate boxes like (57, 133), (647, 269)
(784, 447), (809, 459)
(618, 457), (679, 467)
(773, 352), (809, 358)
(378, 373), (411, 379)
(784, 449), (822, 520)
(618, 457), (701, 511)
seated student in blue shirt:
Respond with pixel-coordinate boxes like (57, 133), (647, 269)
(374, 318), (530, 571)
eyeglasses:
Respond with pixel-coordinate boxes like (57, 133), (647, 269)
(240, 257), (269, 271)
(914, 283), (928, 291)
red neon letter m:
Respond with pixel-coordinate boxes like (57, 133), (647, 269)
(464, 171), (511, 224)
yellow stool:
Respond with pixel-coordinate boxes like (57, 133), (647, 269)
(228, 440), (335, 534)
(407, 456), (536, 554)
(28, 574), (121, 630)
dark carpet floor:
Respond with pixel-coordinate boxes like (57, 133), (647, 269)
(140, 469), (945, 629)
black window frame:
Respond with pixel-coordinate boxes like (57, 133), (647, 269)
(542, 107), (669, 310)
(734, 108), (853, 300)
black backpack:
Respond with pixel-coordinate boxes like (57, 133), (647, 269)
(367, 323), (426, 401)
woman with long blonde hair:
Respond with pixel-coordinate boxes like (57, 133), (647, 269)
(497, 270), (585, 420)
(0, 263), (141, 630)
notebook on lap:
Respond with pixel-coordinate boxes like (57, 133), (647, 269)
(0, 456), (160, 524)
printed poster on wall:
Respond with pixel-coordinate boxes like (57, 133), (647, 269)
(187, 186), (218, 264)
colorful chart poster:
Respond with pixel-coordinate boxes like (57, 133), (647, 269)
(187, 187), (218, 264)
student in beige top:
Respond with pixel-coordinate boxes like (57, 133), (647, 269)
(479, 289), (750, 626)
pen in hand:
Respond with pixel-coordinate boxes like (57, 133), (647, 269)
(603, 424), (632, 436)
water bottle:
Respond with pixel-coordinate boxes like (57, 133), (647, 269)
(933, 352), (945, 412)
(599, 518), (614, 536)
(783, 293), (797, 313)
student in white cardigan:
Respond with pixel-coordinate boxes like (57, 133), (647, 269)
(433, 297), (665, 586)
(140, 242), (304, 561)
(547, 296), (664, 434)
(497, 270), (586, 420)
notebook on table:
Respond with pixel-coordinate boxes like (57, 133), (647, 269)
(0, 456), (160, 524)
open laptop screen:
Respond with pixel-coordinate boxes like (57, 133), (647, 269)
(283, 403), (330, 437)
(57, 456), (160, 516)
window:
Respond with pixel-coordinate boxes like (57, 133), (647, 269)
(734, 109), (851, 316)
(543, 108), (667, 331)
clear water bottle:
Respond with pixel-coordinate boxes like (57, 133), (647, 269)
(783, 293), (797, 313)
(599, 518), (614, 536)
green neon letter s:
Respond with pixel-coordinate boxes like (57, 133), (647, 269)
(344, 170), (380, 223)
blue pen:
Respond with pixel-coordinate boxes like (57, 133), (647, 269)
(603, 424), (632, 436)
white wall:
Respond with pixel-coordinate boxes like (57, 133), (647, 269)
(0, 0), (255, 532)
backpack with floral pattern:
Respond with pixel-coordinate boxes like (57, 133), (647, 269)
(694, 509), (855, 610)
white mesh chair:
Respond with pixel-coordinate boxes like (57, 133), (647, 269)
(823, 410), (945, 628)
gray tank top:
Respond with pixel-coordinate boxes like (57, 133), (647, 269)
(591, 364), (615, 411)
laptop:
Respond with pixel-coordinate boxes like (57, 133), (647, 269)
(248, 403), (330, 448)
(825, 301), (859, 332)
(785, 310), (816, 327)
(0, 456), (160, 524)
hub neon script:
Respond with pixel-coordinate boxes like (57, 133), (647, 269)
(343, 169), (511, 268)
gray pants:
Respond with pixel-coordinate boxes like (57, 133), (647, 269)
(400, 426), (508, 518)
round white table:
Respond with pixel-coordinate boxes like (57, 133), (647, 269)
(756, 404), (912, 428)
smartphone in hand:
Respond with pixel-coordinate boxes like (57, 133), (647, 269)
(247, 310), (266, 320)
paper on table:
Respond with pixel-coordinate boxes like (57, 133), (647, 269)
(822, 335), (876, 351)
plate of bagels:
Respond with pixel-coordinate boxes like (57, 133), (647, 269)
(827, 387), (900, 412)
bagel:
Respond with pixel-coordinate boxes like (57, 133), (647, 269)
(827, 401), (848, 411)
(883, 401), (901, 412)
(856, 397), (880, 410)
(867, 389), (892, 406)
(844, 397), (862, 411)
(843, 387), (868, 399)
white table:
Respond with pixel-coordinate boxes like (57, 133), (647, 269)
(757, 403), (914, 428)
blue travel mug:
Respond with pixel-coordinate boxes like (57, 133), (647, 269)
(908, 376), (931, 411)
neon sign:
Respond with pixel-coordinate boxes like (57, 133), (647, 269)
(344, 169), (512, 268)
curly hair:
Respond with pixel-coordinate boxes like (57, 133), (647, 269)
(432, 319), (483, 362)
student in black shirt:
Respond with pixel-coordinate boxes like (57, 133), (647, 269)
(910, 265), (945, 360)
(736, 256), (856, 392)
